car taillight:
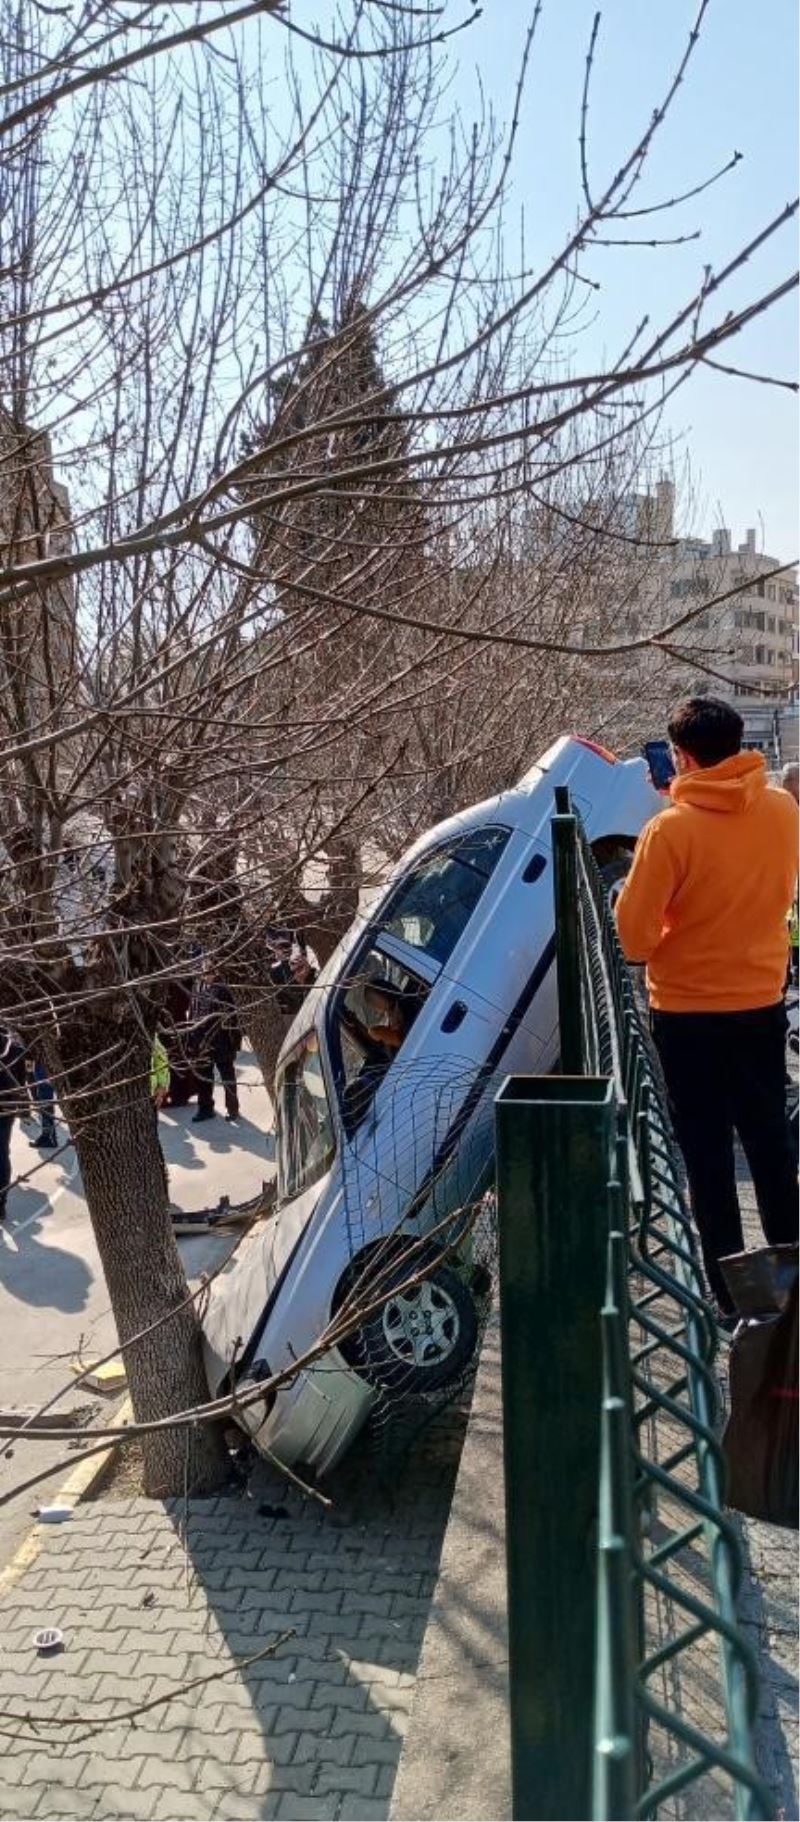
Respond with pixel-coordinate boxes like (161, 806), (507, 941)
(572, 735), (618, 764)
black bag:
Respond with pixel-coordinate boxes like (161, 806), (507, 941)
(721, 1245), (798, 1530)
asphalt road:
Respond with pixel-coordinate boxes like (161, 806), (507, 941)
(0, 1051), (274, 1566)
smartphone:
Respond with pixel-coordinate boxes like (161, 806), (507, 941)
(642, 739), (675, 791)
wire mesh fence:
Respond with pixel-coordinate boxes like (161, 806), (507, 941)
(496, 788), (773, 1821)
(562, 785), (771, 1820)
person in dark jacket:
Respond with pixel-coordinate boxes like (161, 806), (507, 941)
(267, 926), (318, 1016)
(189, 961), (241, 1123)
(28, 1060), (57, 1148)
(0, 1029), (28, 1221)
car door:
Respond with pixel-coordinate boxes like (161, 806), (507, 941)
(333, 936), (501, 1256)
(329, 833), (517, 1254)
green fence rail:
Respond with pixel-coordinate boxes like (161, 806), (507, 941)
(496, 789), (772, 1822)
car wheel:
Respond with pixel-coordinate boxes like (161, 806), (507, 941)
(599, 852), (632, 909)
(347, 1261), (479, 1396)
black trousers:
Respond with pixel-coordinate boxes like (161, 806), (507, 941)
(197, 1035), (239, 1117)
(0, 1116), (12, 1213)
(652, 1003), (798, 1309)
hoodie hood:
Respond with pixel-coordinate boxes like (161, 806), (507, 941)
(670, 749), (767, 815)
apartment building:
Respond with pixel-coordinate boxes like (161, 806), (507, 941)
(0, 409), (75, 728)
(623, 480), (798, 759)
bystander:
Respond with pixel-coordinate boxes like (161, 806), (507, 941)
(617, 698), (799, 1322)
(189, 960), (242, 1123)
(0, 1028), (27, 1222)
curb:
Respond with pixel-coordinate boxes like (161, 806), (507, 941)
(57, 1394), (134, 1506)
(0, 1394), (132, 1598)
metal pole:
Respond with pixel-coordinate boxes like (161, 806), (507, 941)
(593, 1230), (640, 1822)
(496, 1073), (616, 1821)
(552, 792), (583, 1074)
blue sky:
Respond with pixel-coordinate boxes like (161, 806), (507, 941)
(447, 0), (798, 556)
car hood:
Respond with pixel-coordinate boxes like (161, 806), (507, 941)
(202, 1174), (329, 1394)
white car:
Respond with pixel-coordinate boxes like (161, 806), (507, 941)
(202, 735), (661, 1473)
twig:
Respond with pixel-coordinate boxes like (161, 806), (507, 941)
(0, 1628), (297, 1744)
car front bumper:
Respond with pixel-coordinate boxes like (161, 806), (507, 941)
(240, 1348), (376, 1477)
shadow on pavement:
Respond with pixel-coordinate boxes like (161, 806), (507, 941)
(160, 1109), (272, 1169)
(159, 1401), (469, 1818)
(0, 1186), (93, 1312)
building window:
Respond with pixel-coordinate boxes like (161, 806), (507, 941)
(768, 616), (776, 633)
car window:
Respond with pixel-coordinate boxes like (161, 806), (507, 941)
(332, 947), (429, 1134)
(276, 1031), (335, 1202)
(378, 827), (510, 967)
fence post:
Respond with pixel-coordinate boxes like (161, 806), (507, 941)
(593, 1228), (640, 1822)
(552, 786), (583, 1073)
(496, 1074), (617, 1821)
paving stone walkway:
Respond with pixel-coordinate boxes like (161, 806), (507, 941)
(0, 1409), (466, 1821)
(0, 1177), (794, 1822)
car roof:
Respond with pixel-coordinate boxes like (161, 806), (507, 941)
(275, 734), (650, 1070)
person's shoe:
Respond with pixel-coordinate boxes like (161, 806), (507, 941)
(192, 1109), (215, 1124)
(225, 1108), (240, 1123)
(31, 1131), (57, 1148)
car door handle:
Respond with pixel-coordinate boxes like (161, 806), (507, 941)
(440, 1000), (467, 1033)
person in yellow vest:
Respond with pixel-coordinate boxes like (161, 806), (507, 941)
(150, 1036), (171, 1199)
(150, 1036), (171, 1109)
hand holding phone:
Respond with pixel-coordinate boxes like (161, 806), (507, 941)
(642, 739), (675, 792)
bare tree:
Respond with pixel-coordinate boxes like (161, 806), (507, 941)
(0, 0), (794, 1495)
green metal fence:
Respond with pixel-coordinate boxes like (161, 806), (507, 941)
(496, 789), (772, 1822)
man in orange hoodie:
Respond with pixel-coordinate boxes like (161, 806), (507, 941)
(616, 697), (798, 1319)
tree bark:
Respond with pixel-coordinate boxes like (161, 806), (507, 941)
(57, 1018), (229, 1497)
(232, 837), (362, 1101)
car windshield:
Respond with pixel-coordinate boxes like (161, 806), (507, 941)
(332, 948), (429, 1134)
(276, 1030), (335, 1202)
(378, 826), (509, 966)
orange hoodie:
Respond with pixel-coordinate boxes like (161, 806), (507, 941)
(616, 751), (799, 1012)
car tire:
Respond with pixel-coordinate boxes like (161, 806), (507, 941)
(598, 852), (632, 907)
(346, 1260), (479, 1396)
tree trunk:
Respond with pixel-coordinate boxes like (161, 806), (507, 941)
(233, 987), (286, 1112)
(233, 841), (362, 1103)
(57, 1022), (229, 1497)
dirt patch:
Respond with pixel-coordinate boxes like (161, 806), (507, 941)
(85, 1434), (146, 1500)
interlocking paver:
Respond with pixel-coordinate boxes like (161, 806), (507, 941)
(310, 1681), (371, 1713)
(268, 1704), (333, 1738)
(149, 1793), (213, 1821)
(331, 1704), (396, 1740)
(214, 1795), (282, 1821)
(0, 1401), (465, 1820)
(349, 1737), (403, 1770)
(86, 1785), (157, 1820)
(313, 1763), (379, 1798)
(275, 1800), (338, 1814)
(338, 1798), (387, 1821)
